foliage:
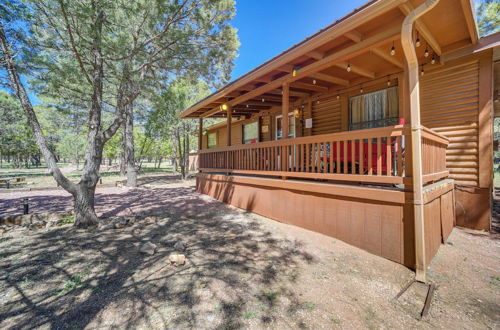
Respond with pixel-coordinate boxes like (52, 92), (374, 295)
(0, 91), (38, 166)
(476, 0), (500, 37)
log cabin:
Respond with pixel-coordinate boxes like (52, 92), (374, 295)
(179, 0), (500, 281)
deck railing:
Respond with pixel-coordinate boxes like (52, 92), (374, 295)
(199, 125), (449, 186)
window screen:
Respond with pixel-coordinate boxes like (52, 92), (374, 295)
(208, 132), (217, 148)
(243, 121), (259, 144)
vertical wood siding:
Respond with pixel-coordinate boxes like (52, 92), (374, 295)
(420, 61), (480, 186)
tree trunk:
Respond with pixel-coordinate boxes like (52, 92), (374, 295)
(119, 121), (126, 176)
(73, 184), (99, 227)
(124, 102), (137, 186)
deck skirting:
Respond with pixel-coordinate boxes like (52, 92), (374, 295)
(196, 173), (455, 269)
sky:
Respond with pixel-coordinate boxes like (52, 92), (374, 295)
(229, 0), (368, 81)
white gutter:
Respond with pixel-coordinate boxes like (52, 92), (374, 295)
(400, 0), (440, 283)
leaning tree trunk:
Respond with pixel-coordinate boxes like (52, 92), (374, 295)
(124, 102), (137, 186)
(119, 121), (127, 176)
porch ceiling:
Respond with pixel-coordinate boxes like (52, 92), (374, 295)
(180, 0), (478, 120)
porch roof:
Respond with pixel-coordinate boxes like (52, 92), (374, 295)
(179, 0), (478, 119)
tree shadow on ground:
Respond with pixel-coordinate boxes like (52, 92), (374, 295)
(0, 188), (315, 329)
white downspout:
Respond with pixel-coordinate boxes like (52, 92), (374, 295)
(400, 0), (440, 283)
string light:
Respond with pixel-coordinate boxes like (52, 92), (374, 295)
(261, 98), (265, 102)
(312, 79), (317, 85)
(390, 41), (396, 56)
(431, 53), (436, 64)
(346, 62), (351, 72)
(421, 64), (425, 76)
(415, 31), (421, 47)
(246, 104), (249, 108)
(360, 85), (363, 93)
(336, 94), (340, 100)
(387, 75), (391, 86)
(424, 43), (429, 58)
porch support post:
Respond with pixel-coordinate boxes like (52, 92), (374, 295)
(282, 82), (289, 138)
(401, 0), (440, 283)
(198, 118), (203, 150)
(226, 105), (232, 146)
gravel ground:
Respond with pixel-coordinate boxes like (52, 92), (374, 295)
(0, 179), (498, 329)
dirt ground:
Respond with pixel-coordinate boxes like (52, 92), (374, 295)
(0, 179), (499, 329)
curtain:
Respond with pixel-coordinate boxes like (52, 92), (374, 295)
(349, 87), (398, 130)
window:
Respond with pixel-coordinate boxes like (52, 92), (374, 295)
(276, 113), (295, 140)
(243, 121), (259, 144)
(208, 132), (217, 148)
(349, 87), (399, 130)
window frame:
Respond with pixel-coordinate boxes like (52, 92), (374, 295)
(275, 112), (296, 140)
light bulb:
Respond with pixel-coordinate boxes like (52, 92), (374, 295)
(246, 104), (249, 108)
(424, 49), (429, 57)
(336, 95), (340, 100)
(387, 80), (391, 86)
(421, 68), (425, 76)
(261, 98), (265, 102)
(360, 87), (363, 93)
(390, 46), (395, 56)
(431, 55), (436, 64)
(347, 63), (351, 72)
(415, 38), (421, 47)
(312, 79), (316, 85)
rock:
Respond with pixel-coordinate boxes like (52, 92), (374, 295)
(98, 222), (114, 230)
(169, 253), (186, 266)
(45, 220), (57, 229)
(140, 242), (157, 255)
(111, 217), (128, 229)
(114, 221), (126, 229)
(0, 227), (7, 235)
(143, 216), (156, 222)
(173, 241), (186, 251)
(132, 229), (141, 235)
(127, 217), (136, 225)
(29, 221), (46, 230)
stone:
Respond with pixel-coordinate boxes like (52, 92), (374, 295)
(45, 220), (57, 229)
(143, 216), (156, 222)
(114, 221), (126, 229)
(111, 217), (128, 229)
(140, 242), (157, 255)
(98, 223), (114, 230)
(0, 227), (7, 235)
(173, 241), (186, 251)
(29, 221), (46, 230)
(169, 253), (186, 266)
